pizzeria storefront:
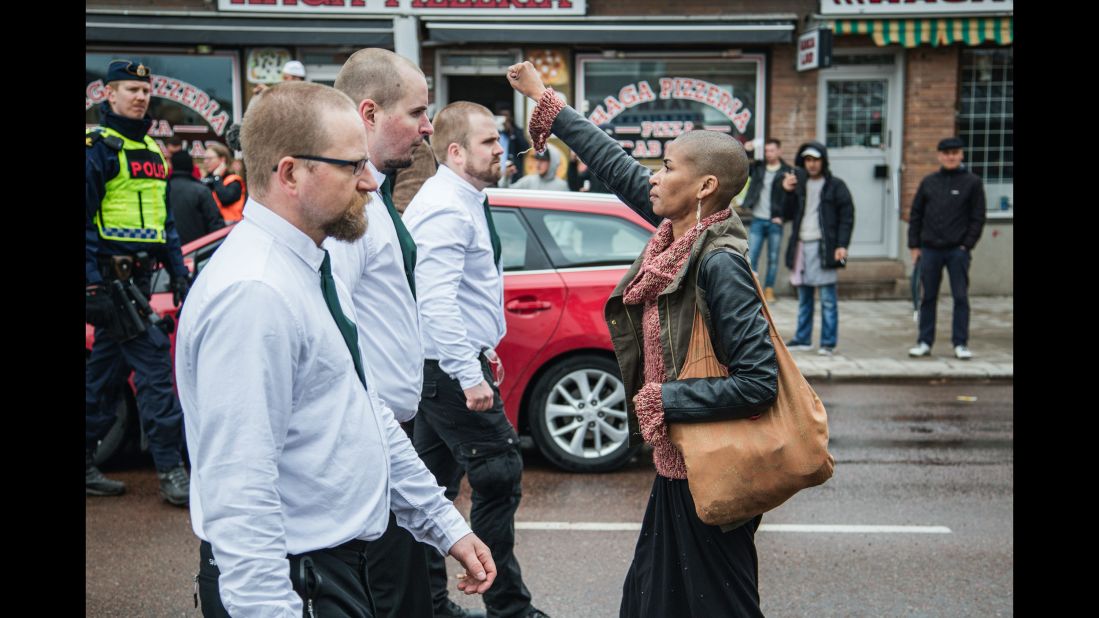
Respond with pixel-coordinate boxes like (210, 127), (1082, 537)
(85, 6), (395, 157)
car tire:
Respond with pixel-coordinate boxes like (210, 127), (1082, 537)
(528, 355), (639, 473)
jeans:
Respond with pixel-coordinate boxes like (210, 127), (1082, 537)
(748, 218), (783, 289)
(793, 284), (838, 348)
(917, 246), (971, 347)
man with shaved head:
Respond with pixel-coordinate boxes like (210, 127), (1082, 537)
(322, 47), (448, 618)
(176, 81), (496, 617)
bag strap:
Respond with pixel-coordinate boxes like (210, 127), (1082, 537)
(692, 247), (779, 342)
(748, 271), (780, 340)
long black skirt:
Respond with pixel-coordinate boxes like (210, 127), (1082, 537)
(620, 475), (764, 618)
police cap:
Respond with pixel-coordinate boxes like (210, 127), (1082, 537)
(106, 59), (151, 83)
(937, 137), (964, 151)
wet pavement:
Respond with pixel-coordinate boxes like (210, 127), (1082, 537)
(769, 296), (1013, 380)
(87, 382), (1012, 617)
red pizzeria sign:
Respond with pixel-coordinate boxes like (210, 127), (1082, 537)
(86, 75), (232, 136)
(218, 0), (585, 15)
(588, 77), (752, 134)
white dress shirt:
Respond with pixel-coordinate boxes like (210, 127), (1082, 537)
(176, 198), (470, 616)
(403, 164), (506, 390)
(325, 162), (424, 421)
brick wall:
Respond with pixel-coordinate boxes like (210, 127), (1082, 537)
(768, 44), (818, 157)
(901, 46), (958, 220)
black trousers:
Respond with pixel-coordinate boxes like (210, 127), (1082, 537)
(198, 540), (375, 617)
(918, 246), (971, 347)
(364, 423), (435, 618)
(414, 358), (532, 618)
(85, 323), (184, 471)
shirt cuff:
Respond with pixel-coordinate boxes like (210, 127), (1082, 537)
(426, 507), (474, 557)
(456, 361), (486, 391)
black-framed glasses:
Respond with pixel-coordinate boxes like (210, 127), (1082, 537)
(273, 155), (368, 176)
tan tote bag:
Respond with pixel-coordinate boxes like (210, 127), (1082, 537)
(668, 274), (835, 526)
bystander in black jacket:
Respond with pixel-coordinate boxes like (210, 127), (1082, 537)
(742, 156), (794, 220)
(908, 165), (986, 250)
(566, 154), (609, 193)
(168, 151), (225, 245)
(783, 141), (855, 270)
(502, 120), (530, 184)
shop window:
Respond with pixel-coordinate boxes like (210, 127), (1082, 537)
(86, 52), (238, 158)
(958, 48), (1013, 212)
(577, 55), (765, 163)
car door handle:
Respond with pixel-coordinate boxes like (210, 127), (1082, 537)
(506, 299), (553, 313)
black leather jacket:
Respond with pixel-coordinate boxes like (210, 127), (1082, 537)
(549, 105), (778, 443)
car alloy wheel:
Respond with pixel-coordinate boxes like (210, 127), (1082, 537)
(528, 355), (639, 472)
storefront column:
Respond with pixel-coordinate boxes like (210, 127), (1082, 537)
(393, 15), (421, 66)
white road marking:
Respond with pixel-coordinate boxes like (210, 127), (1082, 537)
(514, 522), (952, 534)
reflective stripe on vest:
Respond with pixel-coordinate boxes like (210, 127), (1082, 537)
(91, 126), (169, 244)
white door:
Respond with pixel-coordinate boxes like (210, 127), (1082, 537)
(818, 56), (902, 258)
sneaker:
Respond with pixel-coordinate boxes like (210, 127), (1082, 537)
(528, 609), (552, 618)
(763, 287), (776, 303)
(435, 599), (486, 618)
(86, 451), (125, 496)
(158, 465), (190, 507)
(908, 342), (931, 357)
(817, 347), (835, 357)
(954, 345), (973, 360)
(785, 339), (813, 351)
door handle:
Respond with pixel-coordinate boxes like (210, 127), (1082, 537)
(506, 299), (552, 313)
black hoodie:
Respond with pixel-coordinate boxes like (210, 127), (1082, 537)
(782, 141), (855, 270)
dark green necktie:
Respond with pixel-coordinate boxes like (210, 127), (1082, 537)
(319, 250), (367, 391)
(379, 176), (418, 298)
(482, 197), (502, 268)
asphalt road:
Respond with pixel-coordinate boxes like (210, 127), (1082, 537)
(86, 381), (1013, 617)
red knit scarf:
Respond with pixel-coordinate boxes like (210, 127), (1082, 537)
(623, 208), (731, 306)
(625, 208), (731, 479)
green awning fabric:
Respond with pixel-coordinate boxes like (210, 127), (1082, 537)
(831, 17), (1013, 48)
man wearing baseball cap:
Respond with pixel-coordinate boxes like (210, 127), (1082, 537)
(252, 60), (308, 96)
(281, 60), (307, 81)
(780, 141), (855, 357)
(907, 137), (986, 360)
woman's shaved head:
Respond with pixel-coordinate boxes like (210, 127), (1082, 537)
(672, 130), (750, 206)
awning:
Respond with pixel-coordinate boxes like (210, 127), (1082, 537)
(86, 14), (393, 47)
(831, 17), (1012, 48)
(425, 20), (795, 45)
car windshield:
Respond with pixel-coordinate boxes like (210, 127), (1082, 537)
(525, 209), (650, 268)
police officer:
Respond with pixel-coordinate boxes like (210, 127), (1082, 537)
(85, 59), (191, 506)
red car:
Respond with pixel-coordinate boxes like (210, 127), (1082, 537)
(86, 189), (656, 472)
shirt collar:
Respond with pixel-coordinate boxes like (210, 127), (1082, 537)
(435, 163), (487, 205)
(368, 160), (387, 192)
(242, 197), (327, 272)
